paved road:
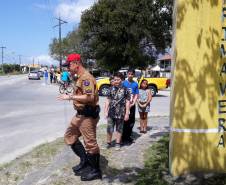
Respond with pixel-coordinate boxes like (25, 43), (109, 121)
(0, 76), (71, 164)
(0, 76), (170, 164)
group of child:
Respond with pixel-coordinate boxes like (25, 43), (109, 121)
(104, 69), (152, 150)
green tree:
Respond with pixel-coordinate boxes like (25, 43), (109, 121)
(49, 0), (173, 72)
(79, 0), (172, 71)
(49, 30), (81, 61)
(2, 64), (20, 74)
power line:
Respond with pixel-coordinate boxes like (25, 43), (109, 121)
(0, 46), (6, 73)
(53, 16), (67, 72)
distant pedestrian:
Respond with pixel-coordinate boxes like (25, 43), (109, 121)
(137, 79), (152, 133)
(44, 69), (48, 85)
(104, 73), (130, 150)
(122, 69), (139, 144)
(55, 71), (61, 83)
(53, 71), (57, 83)
(50, 66), (54, 83)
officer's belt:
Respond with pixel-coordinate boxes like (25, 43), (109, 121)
(76, 109), (86, 116)
(76, 105), (100, 119)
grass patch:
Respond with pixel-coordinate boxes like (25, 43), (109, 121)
(0, 138), (65, 185)
(98, 123), (107, 129)
(205, 175), (226, 185)
(31, 140), (63, 159)
(136, 134), (169, 185)
(0, 71), (24, 76)
(136, 134), (226, 185)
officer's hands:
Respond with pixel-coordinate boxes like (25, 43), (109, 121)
(130, 101), (135, 108)
(124, 113), (129, 121)
(57, 94), (70, 101)
(104, 112), (108, 119)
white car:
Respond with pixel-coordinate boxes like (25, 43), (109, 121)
(28, 71), (40, 80)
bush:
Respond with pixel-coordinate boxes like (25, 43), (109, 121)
(1, 64), (21, 74)
(136, 134), (169, 185)
(136, 134), (226, 185)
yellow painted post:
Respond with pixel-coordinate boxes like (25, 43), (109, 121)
(170, 0), (226, 176)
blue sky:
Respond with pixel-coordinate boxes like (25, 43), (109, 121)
(0, 0), (95, 65)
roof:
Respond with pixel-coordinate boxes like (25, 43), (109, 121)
(158, 54), (171, 61)
(151, 65), (161, 71)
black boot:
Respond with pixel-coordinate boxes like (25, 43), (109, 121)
(81, 153), (102, 181)
(71, 140), (88, 175)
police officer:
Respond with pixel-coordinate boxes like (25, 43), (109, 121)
(57, 53), (101, 181)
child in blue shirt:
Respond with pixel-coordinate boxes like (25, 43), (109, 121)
(122, 69), (139, 143)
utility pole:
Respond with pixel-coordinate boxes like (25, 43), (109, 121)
(0, 46), (6, 73)
(53, 16), (67, 72)
(18, 55), (21, 65)
(18, 55), (22, 72)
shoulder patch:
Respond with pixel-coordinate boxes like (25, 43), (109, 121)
(83, 80), (90, 86)
(84, 86), (92, 93)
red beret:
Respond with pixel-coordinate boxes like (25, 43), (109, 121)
(62, 53), (81, 66)
(67, 53), (81, 62)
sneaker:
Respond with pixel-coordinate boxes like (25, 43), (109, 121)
(101, 142), (111, 150)
(115, 143), (121, 151)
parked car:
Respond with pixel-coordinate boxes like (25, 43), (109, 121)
(96, 77), (110, 96)
(28, 71), (41, 80)
(96, 76), (170, 96)
(138, 76), (170, 96)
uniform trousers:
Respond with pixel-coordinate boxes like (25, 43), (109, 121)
(64, 114), (100, 154)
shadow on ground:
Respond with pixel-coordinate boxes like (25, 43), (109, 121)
(100, 154), (142, 184)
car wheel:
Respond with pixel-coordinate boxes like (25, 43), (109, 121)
(99, 85), (110, 96)
(149, 85), (157, 97)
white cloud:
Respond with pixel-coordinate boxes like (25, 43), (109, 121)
(30, 55), (58, 66)
(54, 0), (95, 23)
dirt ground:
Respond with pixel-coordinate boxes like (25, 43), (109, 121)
(0, 117), (169, 185)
